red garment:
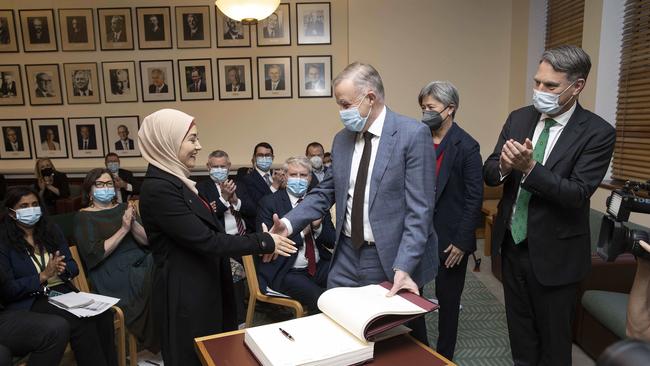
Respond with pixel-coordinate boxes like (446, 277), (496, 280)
(434, 143), (445, 176)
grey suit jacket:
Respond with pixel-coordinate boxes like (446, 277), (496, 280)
(284, 108), (439, 287)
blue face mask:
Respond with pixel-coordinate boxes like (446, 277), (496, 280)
(286, 177), (309, 197)
(93, 187), (115, 203)
(107, 162), (120, 174)
(339, 94), (372, 132)
(256, 156), (273, 172)
(12, 206), (42, 226)
(210, 167), (229, 183)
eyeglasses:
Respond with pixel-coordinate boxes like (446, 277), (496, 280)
(94, 181), (114, 188)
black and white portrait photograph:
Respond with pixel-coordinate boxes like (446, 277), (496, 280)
(31, 118), (68, 159)
(25, 64), (63, 105)
(216, 8), (250, 48)
(297, 2), (331, 45)
(69, 117), (105, 158)
(102, 61), (138, 103)
(58, 8), (96, 51)
(105, 115), (141, 157)
(0, 64), (24, 106)
(140, 59), (175, 102)
(137, 7), (172, 49)
(19, 9), (57, 52)
(178, 58), (214, 101)
(0, 119), (31, 159)
(217, 57), (253, 100)
(298, 55), (332, 98)
(256, 4), (291, 46)
(63, 62), (101, 104)
(98, 8), (134, 50)
(257, 56), (292, 99)
(0, 10), (19, 52)
(175, 6), (210, 48)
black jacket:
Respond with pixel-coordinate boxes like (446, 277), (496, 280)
(196, 178), (256, 233)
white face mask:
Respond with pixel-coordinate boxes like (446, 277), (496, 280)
(532, 81), (576, 115)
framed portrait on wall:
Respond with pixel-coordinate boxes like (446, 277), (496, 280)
(58, 8), (96, 51)
(296, 2), (331, 45)
(136, 7), (172, 50)
(97, 8), (134, 51)
(102, 61), (138, 103)
(298, 55), (331, 98)
(178, 58), (214, 101)
(257, 56), (292, 99)
(217, 57), (253, 100)
(215, 8), (250, 48)
(68, 117), (104, 158)
(256, 3), (290, 47)
(175, 6), (210, 49)
(31, 118), (68, 159)
(0, 119), (31, 159)
(140, 60), (175, 102)
(63, 62), (100, 104)
(0, 64), (24, 106)
(19, 9), (57, 52)
(105, 115), (141, 157)
(25, 64), (63, 106)
(0, 10), (19, 53)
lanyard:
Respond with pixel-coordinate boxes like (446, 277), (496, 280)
(30, 250), (47, 272)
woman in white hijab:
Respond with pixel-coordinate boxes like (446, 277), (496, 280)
(137, 109), (296, 366)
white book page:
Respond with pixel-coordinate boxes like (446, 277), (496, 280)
(317, 284), (425, 340)
(49, 292), (119, 318)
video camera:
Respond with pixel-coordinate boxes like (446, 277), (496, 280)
(597, 180), (650, 262)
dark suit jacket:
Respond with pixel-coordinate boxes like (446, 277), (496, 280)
(33, 171), (70, 214)
(308, 166), (328, 191)
(145, 27), (164, 41)
(265, 79), (285, 91)
(0, 81), (17, 96)
(196, 178), (256, 233)
(29, 30), (50, 44)
(35, 88), (54, 98)
(73, 88), (93, 96)
(188, 81), (206, 92)
(149, 84), (168, 93)
(107, 30), (126, 42)
(255, 189), (335, 292)
(115, 138), (134, 150)
(4, 139), (22, 151)
(68, 29), (87, 43)
(483, 103), (616, 286)
(0, 223), (78, 311)
(434, 123), (483, 255)
(225, 83), (245, 92)
(183, 25), (203, 40)
(139, 165), (274, 365)
(117, 168), (140, 200)
(239, 170), (273, 209)
(77, 136), (97, 150)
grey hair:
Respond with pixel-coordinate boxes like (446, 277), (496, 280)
(333, 62), (385, 101)
(540, 45), (591, 81)
(282, 156), (312, 174)
(208, 150), (229, 160)
(418, 81), (459, 117)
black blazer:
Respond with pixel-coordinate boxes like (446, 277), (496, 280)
(33, 171), (71, 214)
(77, 135), (97, 150)
(434, 123), (483, 255)
(138, 165), (274, 366)
(115, 138), (134, 150)
(265, 79), (285, 91)
(483, 103), (615, 286)
(255, 189), (335, 292)
(196, 178), (256, 233)
(239, 170), (273, 209)
(117, 168), (140, 200)
(148, 84), (168, 93)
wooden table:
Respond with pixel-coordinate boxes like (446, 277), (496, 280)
(195, 329), (455, 366)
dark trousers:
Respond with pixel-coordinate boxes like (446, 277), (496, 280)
(502, 231), (578, 366)
(435, 253), (469, 360)
(279, 259), (329, 312)
(328, 235), (429, 346)
(0, 309), (69, 366)
(31, 295), (117, 366)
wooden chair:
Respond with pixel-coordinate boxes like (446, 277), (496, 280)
(242, 255), (304, 328)
(69, 246), (138, 366)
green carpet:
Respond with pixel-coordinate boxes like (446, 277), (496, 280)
(424, 272), (512, 366)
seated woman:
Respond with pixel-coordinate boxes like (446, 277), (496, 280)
(0, 186), (116, 366)
(33, 159), (70, 214)
(74, 168), (157, 350)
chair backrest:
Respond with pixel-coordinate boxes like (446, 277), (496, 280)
(242, 255), (263, 296)
(68, 245), (91, 293)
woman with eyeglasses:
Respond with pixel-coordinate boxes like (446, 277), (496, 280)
(73, 168), (157, 351)
(0, 185), (117, 366)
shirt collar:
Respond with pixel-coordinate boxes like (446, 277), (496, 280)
(541, 101), (577, 127)
(365, 105), (387, 137)
(255, 166), (271, 177)
(287, 191), (302, 206)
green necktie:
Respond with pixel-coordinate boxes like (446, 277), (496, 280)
(510, 118), (556, 244)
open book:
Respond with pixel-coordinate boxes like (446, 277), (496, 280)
(244, 282), (437, 366)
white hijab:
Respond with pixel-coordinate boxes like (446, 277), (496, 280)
(138, 108), (198, 194)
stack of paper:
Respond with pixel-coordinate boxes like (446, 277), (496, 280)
(48, 292), (119, 318)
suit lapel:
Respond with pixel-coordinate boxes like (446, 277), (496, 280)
(435, 126), (459, 201)
(369, 110), (397, 209)
(544, 104), (588, 170)
(184, 187), (221, 231)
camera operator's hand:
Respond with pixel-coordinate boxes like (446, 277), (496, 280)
(639, 240), (650, 254)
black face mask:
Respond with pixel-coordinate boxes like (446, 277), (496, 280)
(422, 106), (449, 131)
(40, 168), (53, 177)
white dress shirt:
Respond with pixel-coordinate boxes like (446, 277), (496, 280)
(216, 183), (244, 235)
(288, 192), (322, 269)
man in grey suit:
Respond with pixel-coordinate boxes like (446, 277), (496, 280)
(269, 62), (438, 344)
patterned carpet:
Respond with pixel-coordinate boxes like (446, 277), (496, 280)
(423, 271), (513, 366)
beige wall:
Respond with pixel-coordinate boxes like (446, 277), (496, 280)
(1, 0), (349, 173)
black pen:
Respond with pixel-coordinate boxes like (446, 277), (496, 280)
(279, 327), (295, 341)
